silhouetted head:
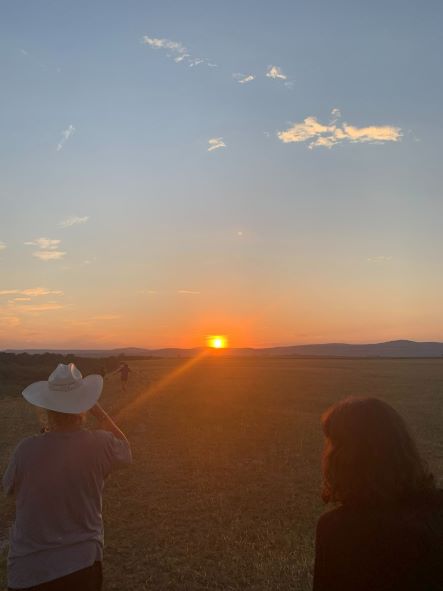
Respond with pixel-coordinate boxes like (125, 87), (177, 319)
(321, 397), (435, 506)
(46, 409), (85, 432)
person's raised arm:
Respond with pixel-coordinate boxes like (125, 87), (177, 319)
(89, 403), (128, 442)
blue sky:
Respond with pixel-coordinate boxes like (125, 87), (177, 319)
(1, 0), (442, 348)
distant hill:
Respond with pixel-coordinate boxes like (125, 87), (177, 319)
(4, 340), (443, 358)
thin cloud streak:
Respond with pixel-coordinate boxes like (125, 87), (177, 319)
(56, 124), (75, 152)
(367, 256), (393, 263)
(32, 251), (66, 261)
(0, 288), (64, 297)
(0, 242), (6, 251)
(233, 73), (255, 84)
(142, 35), (216, 68)
(59, 216), (89, 228)
(25, 238), (61, 250)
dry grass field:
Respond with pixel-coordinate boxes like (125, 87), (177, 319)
(1, 357), (443, 590)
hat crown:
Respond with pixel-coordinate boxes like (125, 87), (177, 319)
(48, 363), (83, 387)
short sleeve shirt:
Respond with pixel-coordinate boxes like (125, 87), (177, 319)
(3, 429), (132, 589)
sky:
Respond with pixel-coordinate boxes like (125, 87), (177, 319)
(1, 0), (443, 349)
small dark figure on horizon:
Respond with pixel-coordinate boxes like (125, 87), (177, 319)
(313, 397), (443, 591)
(112, 362), (131, 392)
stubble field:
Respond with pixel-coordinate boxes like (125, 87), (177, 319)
(1, 357), (443, 590)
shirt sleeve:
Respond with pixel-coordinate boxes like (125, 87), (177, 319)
(95, 430), (132, 476)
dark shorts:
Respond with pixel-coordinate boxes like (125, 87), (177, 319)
(9, 561), (102, 591)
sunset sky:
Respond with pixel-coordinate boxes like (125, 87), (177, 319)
(1, 0), (443, 349)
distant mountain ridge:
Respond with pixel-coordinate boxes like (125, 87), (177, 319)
(5, 340), (443, 358)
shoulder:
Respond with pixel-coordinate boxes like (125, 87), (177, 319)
(92, 430), (132, 461)
(11, 434), (46, 457)
(317, 505), (347, 533)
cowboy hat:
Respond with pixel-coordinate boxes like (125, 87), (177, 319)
(22, 363), (103, 414)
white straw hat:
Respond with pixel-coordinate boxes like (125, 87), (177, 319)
(22, 363), (103, 414)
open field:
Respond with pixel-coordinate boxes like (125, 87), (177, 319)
(1, 357), (443, 590)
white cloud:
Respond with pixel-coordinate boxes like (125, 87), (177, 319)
(0, 241), (6, 251)
(208, 137), (226, 152)
(59, 215), (89, 228)
(56, 124), (75, 152)
(25, 237), (61, 250)
(266, 65), (287, 80)
(277, 113), (402, 149)
(177, 290), (201, 295)
(233, 73), (255, 84)
(32, 250), (66, 261)
(142, 35), (215, 68)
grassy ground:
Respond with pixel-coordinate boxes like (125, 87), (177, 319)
(1, 357), (443, 590)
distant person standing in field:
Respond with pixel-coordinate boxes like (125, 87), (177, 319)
(3, 363), (132, 591)
(313, 397), (443, 591)
(112, 362), (132, 392)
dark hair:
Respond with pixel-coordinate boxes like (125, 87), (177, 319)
(321, 397), (435, 506)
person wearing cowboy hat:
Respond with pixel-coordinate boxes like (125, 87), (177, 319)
(2, 363), (132, 591)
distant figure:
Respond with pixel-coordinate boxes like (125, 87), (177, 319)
(3, 363), (131, 591)
(112, 362), (131, 392)
(313, 397), (443, 591)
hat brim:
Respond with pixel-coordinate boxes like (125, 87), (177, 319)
(22, 375), (103, 414)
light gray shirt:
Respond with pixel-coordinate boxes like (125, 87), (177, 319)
(3, 429), (132, 588)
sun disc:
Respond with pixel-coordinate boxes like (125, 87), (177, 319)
(206, 335), (228, 349)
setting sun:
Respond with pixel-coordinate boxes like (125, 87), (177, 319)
(206, 335), (228, 349)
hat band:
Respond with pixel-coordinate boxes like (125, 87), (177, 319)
(48, 381), (83, 392)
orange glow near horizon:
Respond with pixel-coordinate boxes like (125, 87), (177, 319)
(206, 335), (228, 349)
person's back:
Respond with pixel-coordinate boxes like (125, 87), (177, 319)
(313, 397), (443, 591)
(3, 363), (131, 591)
(314, 491), (443, 590)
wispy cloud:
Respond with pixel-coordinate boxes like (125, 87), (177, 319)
(59, 215), (89, 228)
(367, 256), (393, 263)
(91, 314), (120, 321)
(208, 137), (226, 152)
(266, 65), (287, 80)
(25, 237), (66, 261)
(16, 302), (66, 313)
(0, 287), (64, 297)
(56, 124), (75, 152)
(177, 290), (201, 295)
(0, 241), (6, 251)
(32, 251), (66, 261)
(142, 35), (216, 68)
(330, 107), (341, 123)
(277, 110), (402, 149)
(233, 73), (255, 84)
(25, 238), (61, 250)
